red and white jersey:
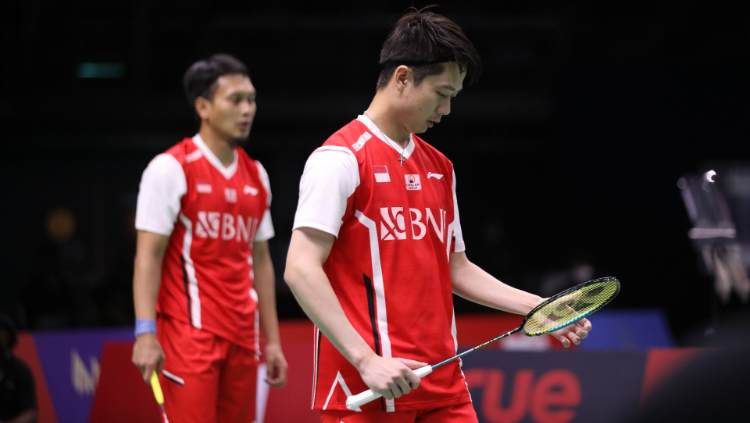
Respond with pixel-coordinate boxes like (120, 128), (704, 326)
(136, 135), (273, 351)
(293, 115), (470, 412)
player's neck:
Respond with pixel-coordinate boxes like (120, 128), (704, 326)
(199, 127), (236, 167)
(365, 96), (410, 148)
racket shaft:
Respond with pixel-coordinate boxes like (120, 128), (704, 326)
(345, 365), (433, 410)
(432, 326), (520, 370)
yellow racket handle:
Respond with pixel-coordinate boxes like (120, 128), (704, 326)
(150, 372), (165, 405)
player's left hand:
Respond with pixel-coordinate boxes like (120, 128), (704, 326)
(264, 343), (288, 387)
(551, 318), (592, 348)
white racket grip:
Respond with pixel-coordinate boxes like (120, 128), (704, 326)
(413, 365), (433, 378)
(345, 365), (433, 411)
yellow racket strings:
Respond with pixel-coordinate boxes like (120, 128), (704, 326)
(523, 277), (620, 336)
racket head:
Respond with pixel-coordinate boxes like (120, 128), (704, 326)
(522, 276), (620, 336)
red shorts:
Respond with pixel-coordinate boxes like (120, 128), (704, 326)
(319, 400), (477, 423)
(157, 316), (259, 423)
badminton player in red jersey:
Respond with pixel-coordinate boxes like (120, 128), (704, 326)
(284, 8), (592, 422)
(131, 54), (287, 423)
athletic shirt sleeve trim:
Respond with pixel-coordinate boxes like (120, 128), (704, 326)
(452, 168), (467, 252)
(293, 146), (359, 237)
(135, 153), (187, 236)
(254, 160), (275, 241)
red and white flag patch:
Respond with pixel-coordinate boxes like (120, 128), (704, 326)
(373, 165), (391, 183)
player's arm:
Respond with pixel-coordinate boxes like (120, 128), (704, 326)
(130, 153), (185, 381)
(253, 239), (288, 387)
(132, 230), (169, 380)
(450, 251), (591, 347)
(284, 227), (425, 399)
(450, 252), (542, 315)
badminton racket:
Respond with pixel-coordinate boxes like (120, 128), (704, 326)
(150, 371), (170, 423)
(346, 276), (621, 410)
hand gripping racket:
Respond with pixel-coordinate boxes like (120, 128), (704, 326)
(346, 276), (621, 410)
(150, 371), (170, 423)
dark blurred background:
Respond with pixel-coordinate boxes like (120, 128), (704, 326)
(1, 1), (749, 343)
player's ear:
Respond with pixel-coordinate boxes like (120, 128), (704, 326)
(393, 65), (411, 92)
(195, 96), (211, 120)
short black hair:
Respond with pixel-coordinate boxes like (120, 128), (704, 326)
(377, 7), (482, 89)
(182, 53), (249, 106)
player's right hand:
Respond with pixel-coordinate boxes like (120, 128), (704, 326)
(356, 354), (427, 400)
(132, 333), (165, 382)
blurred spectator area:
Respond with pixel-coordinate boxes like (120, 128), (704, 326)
(678, 164), (750, 304)
(2, 2), (750, 340)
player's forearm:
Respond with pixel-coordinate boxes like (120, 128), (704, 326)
(132, 231), (169, 321)
(284, 261), (375, 370)
(253, 247), (282, 345)
(132, 253), (163, 320)
(451, 252), (542, 315)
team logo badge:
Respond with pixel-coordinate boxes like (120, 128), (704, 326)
(405, 174), (421, 191)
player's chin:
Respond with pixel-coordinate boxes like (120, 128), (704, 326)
(231, 130), (251, 143)
(414, 125), (430, 134)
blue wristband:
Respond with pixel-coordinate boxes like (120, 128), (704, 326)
(134, 319), (156, 337)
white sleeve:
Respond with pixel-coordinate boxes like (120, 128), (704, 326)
(292, 146), (359, 237)
(135, 154), (186, 235)
(254, 161), (275, 241)
(452, 169), (466, 252)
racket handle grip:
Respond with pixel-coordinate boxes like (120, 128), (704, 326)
(345, 365), (433, 411)
(150, 372), (165, 405)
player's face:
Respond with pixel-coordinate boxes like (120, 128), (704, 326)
(402, 62), (465, 134)
(201, 74), (256, 143)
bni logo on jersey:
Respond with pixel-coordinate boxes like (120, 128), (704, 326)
(405, 174), (421, 191)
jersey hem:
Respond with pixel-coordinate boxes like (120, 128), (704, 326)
(157, 312), (256, 352)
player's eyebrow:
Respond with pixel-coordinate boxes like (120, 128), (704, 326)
(436, 84), (461, 96)
(229, 89), (256, 99)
